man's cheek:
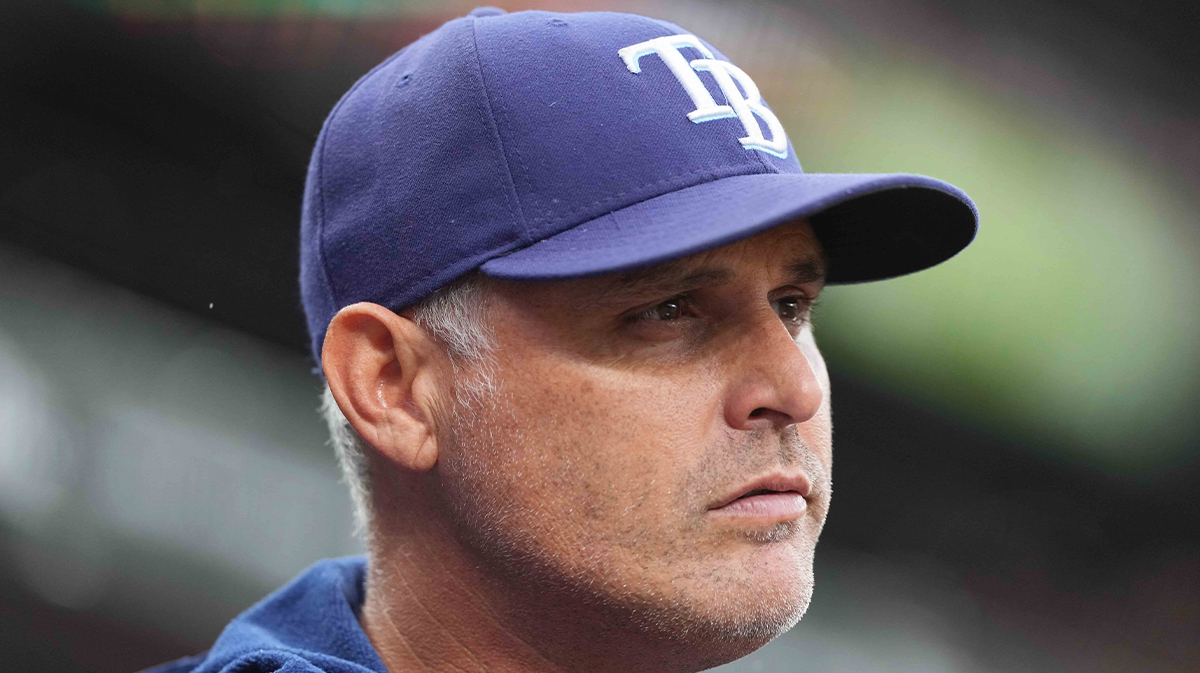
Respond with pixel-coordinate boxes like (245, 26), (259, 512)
(502, 362), (705, 513)
(796, 328), (830, 398)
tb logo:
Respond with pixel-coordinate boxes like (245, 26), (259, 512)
(618, 34), (788, 159)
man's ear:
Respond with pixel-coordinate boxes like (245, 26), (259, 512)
(321, 302), (443, 472)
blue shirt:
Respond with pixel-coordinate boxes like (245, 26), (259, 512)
(141, 556), (388, 673)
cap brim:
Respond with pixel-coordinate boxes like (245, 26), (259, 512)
(479, 172), (978, 284)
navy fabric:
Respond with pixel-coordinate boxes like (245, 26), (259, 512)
(471, 12), (791, 233)
(139, 557), (385, 673)
(482, 173), (974, 281)
(299, 7), (978, 364)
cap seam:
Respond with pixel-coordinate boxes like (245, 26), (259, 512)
(315, 45), (418, 311)
(314, 130), (337, 316)
(468, 17), (532, 243)
(381, 242), (522, 313)
(513, 11), (678, 227)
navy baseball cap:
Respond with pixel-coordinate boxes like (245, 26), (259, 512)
(300, 7), (977, 364)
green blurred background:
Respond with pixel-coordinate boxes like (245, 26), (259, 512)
(61, 0), (1200, 473)
(2, 0), (1198, 671)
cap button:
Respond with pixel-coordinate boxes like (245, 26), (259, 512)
(468, 7), (506, 18)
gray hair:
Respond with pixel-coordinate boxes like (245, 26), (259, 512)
(321, 273), (495, 539)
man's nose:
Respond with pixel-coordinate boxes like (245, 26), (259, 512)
(723, 310), (824, 432)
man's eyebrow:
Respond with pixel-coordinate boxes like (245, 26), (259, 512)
(788, 256), (828, 286)
(598, 253), (828, 305)
(600, 266), (733, 304)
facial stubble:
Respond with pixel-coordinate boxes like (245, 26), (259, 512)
(431, 367), (826, 669)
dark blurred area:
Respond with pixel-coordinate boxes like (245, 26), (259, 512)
(2, 1), (1198, 671)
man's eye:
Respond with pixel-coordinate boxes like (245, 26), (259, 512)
(774, 296), (809, 325)
(638, 297), (685, 322)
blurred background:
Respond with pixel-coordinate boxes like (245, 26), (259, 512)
(1, 0), (1198, 671)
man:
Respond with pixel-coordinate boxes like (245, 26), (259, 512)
(145, 7), (975, 673)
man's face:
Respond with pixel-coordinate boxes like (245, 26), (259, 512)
(434, 220), (832, 662)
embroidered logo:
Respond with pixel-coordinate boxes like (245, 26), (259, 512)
(618, 34), (788, 158)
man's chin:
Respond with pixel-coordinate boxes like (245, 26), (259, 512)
(642, 586), (811, 671)
(612, 553), (814, 668)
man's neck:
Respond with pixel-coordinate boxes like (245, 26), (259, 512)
(360, 515), (566, 673)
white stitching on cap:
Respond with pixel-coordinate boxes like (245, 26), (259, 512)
(618, 34), (788, 159)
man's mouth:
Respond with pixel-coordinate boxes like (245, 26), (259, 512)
(708, 474), (811, 522)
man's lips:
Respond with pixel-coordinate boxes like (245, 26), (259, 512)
(708, 473), (812, 522)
